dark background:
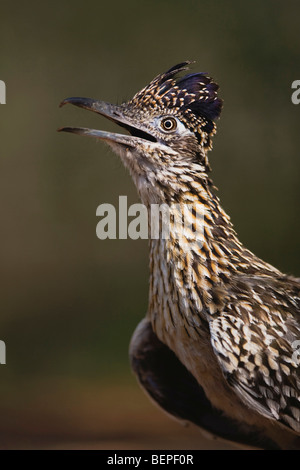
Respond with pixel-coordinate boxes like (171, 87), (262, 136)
(0, 0), (299, 449)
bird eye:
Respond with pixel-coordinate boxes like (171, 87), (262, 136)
(160, 117), (177, 132)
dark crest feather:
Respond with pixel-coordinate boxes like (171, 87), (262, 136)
(175, 70), (222, 121)
(157, 61), (193, 84)
(130, 61), (223, 141)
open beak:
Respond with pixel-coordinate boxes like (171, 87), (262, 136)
(58, 97), (156, 146)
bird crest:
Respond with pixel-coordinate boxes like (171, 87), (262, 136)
(128, 61), (223, 148)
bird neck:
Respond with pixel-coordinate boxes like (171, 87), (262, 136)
(147, 166), (240, 275)
(146, 166), (281, 330)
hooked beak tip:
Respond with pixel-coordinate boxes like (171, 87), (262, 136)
(57, 126), (78, 134)
(59, 99), (71, 108)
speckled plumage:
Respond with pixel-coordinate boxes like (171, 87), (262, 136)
(60, 62), (300, 449)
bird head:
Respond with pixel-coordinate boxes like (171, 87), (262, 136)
(59, 62), (222, 202)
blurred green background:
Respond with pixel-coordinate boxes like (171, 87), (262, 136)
(0, 0), (300, 449)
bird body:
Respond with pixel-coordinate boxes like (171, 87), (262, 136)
(145, 172), (300, 448)
(59, 62), (300, 449)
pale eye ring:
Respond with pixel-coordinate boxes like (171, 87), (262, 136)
(160, 117), (177, 132)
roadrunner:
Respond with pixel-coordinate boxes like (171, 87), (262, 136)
(59, 62), (300, 449)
